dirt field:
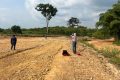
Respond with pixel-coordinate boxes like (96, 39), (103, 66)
(88, 39), (120, 50)
(0, 37), (120, 80)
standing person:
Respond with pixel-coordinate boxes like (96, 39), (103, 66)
(71, 33), (77, 54)
(11, 35), (17, 50)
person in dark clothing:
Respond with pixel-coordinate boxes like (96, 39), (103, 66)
(11, 35), (17, 50)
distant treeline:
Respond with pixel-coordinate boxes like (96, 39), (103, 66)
(0, 26), (97, 37)
(0, 25), (112, 39)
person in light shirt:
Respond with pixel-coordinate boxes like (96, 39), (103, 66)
(71, 33), (77, 54)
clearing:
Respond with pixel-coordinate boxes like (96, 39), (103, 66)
(0, 37), (120, 80)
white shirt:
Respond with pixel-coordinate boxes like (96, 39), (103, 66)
(71, 35), (77, 42)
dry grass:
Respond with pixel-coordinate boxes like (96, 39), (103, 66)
(88, 39), (120, 50)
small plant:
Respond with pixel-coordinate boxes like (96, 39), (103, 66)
(113, 40), (120, 46)
(98, 47), (120, 68)
(100, 47), (120, 58)
(110, 57), (120, 67)
(80, 39), (120, 68)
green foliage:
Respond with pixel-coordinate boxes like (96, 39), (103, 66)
(100, 48), (120, 58)
(100, 47), (120, 68)
(67, 17), (80, 27)
(11, 25), (22, 34)
(24, 26), (95, 36)
(113, 40), (120, 46)
(86, 28), (96, 37)
(35, 4), (57, 20)
(35, 3), (57, 34)
(0, 26), (96, 37)
(80, 41), (120, 68)
(96, 1), (120, 41)
(92, 30), (105, 39)
(77, 27), (87, 36)
(92, 29), (111, 39)
(110, 57), (120, 67)
(22, 28), (46, 35)
(0, 28), (4, 32)
(110, 20), (120, 31)
(110, 20), (120, 41)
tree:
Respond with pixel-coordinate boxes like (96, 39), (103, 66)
(0, 28), (4, 32)
(110, 20), (120, 41)
(11, 25), (22, 34)
(96, 1), (120, 41)
(67, 17), (80, 28)
(35, 3), (57, 36)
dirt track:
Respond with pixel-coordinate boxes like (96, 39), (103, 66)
(0, 37), (119, 80)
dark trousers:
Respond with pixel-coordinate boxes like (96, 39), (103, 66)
(72, 41), (76, 53)
(11, 44), (16, 50)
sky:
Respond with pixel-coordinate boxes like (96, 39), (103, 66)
(0, 0), (118, 28)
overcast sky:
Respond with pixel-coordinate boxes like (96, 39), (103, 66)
(0, 0), (118, 28)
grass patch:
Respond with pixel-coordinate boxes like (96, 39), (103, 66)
(99, 48), (120, 58)
(98, 47), (120, 67)
(110, 57), (120, 67)
(113, 40), (120, 46)
(79, 40), (120, 68)
(98, 47), (120, 68)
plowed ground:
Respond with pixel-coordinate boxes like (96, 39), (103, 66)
(0, 37), (119, 80)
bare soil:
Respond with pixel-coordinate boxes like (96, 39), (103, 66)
(88, 39), (120, 50)
(0, 37), (119, 80)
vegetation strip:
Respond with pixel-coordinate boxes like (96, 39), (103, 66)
(80, 40), (120, 68)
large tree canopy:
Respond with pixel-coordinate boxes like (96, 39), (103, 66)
(11, 25), (22, 34)
(35, 3), (57, 35)
(67, 17), (80, 28)
(96, 1), (120, 41)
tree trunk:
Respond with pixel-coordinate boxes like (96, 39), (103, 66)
(117, 31), (120, 40)
(115, 30), (120, 41)
(45, 18), (49, 39)
(46, 19), (49, 34)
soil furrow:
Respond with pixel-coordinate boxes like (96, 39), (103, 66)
(0, 37), (120, 80)
(0, 39), (63, 80)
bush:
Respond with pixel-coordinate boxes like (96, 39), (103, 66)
(92, 29), (111, 39)
(113, 40), (120, 46)
(0, 28), (4, 32)
(80, 41), (120, 68)
(110, 57), (120, 67)
(100, 47), (120, 58)
(11, 25), (22, 34)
